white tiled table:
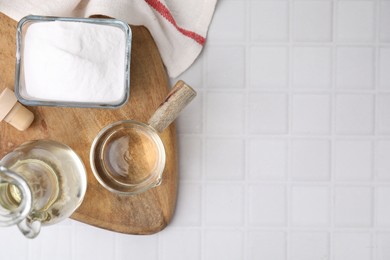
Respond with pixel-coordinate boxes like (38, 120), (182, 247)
(1, 0), (390, 259)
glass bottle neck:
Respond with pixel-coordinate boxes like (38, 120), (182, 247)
(0, 166), (32, 227)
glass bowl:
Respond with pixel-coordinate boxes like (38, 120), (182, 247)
(90, 120), (166, 195)
(14, 15), (132, 109)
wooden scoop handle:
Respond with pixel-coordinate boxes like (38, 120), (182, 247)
(148, 80), (197, 133)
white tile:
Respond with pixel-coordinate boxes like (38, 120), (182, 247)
(333, 232), (372, 260)
(334, 140), (373, 181)
(292, 94), (331, 134)
(379, 48), (390, 89)
(293, 2), (332, 42)
(248, 93), (288, 134)
(74, 226), (115, 260)
(115, 233), (158, 260)
(335, 94), (374, 134)
(336, 2), (374, 42)
(380, 2), (390, 42)
(249, 47), (288, 88)
(171, 183), (201, 227)
(205, 138), (244, 180)
(290, 232), (329, 260)
(250, 2), (289, 42)
(178, 136), (202, 181)
(171, 55), (203, 88)
(207, 1), (246, 42)
(247, 231), (286, 260)
(205, 46), (245, 88)
(0, 227), (28, 260)
(161, 229), (201, 260)
(376, 95), (390, 134)
(376, 233), (390, 260)
(292, 47), (332, 89)
(291, 139), (330, 181)
(204, 230), (243, 260)
(248, 139), (287, 180)
(376, 143), (390, 179)
(336, 47), (374, 89)
(29, 226), (72, 260)
(205, 92), (244, 134)
(375, 140), (390, 180)
(334, 186), (372, 227)
(291, 186), (330, 226)
(177, 91), (203, 134)
(57, 218), (74, 226)
(248, 185), (286, 226)
(376, 187), (390, 227)
(204, 184), (244, 226)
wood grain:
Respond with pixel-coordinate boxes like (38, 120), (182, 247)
(0, 12), (178, 235)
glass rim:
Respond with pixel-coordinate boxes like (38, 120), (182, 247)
(0, 166), (32, 227)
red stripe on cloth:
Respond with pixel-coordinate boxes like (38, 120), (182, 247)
(144, 0), (206, 45)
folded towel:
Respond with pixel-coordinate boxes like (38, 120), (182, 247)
(0, 0), (217, 78)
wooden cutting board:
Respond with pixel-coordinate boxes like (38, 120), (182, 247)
(0, 13), (178, 235)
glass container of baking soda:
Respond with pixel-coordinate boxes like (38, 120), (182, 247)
(0, 140), (87, 238)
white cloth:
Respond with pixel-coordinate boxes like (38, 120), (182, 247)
(0, 0), (217, 78)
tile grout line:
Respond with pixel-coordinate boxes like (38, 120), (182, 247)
(183, 88), (390, 94)
(179, 179), (390, 186)
(143, 225), (390, 232)
(113, 233), (118, 260)
(179, 133), (390, 140)
(286, 0), (294, 258)
(158, 231), (162, 260)
(207, 42), (390, 48)
(372, 0), (381, 258)
(329, 0), (337, 259)
(71, 220), (76, 260)
(243, 0), (250, 258)
(200, 36), (207, 260)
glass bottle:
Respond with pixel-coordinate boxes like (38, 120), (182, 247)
(0, 140), (87, 238)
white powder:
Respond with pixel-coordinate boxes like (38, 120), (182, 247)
(23, 21), (127, 105)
